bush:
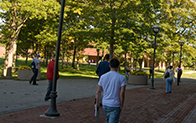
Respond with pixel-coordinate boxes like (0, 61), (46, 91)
(130, 70), (147, 76)
(18, 65), (31, 70)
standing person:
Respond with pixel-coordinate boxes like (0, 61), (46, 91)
(95, 58), (127, 123)
(125, 63), (131, 81)
(96, 54), (110, 79)
(29, 54), (40, 85)
(176, 66), (183, 85)
(149, 67), (153, 79)
(45, 55), (59, 101)
(164, 66), (175, 94)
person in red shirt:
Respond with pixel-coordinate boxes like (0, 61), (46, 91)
(44, 55), (59, 101)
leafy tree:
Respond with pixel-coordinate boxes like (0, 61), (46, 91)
(0, 0), (61, 77)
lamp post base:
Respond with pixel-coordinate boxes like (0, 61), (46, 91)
(149, 87), (156, 90)
(45, 91), (60, 117)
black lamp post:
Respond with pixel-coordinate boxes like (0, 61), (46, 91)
(45, 0), (66, 117)
(179, 40), (184, 68)
(149, 24), (160, 90)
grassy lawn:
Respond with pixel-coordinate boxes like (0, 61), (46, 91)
(0, 57), (195, 80)
(0, 57), (99, 80)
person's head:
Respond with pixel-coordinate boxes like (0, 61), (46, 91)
(104, 54), (110, 61)
(36, 54), (40, 58)
(169, 66), (173, 69)
(178, 65), (181, 68)
(109, 58), (120, 71)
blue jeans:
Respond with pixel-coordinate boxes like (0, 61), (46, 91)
(30, 69), (38, 84)
(102, 105), (121, 123)
(166, 78), (173, 93)
(45, 80), (52, 100)
(125, 71), (129, 80)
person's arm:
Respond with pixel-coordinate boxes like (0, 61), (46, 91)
(120, 85), (126, 110)
(37, 63), (40, 70)
(95, 85), (102, 108)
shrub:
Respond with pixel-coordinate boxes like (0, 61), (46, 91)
(18, 65), (31, 70)
(130, 70), (147, 76)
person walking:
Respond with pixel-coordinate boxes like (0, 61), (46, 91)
(164, 66), (175, 94)
(29, 54), (40, 85)
(125, 63), (131, 81)
(96, 54), (110, 79)
(95, 58), (127, 123)
(176, 66), (183, 86)
(44, 55), (59, 101)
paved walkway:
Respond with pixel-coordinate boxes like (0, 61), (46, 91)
(0, 78), (196, 123)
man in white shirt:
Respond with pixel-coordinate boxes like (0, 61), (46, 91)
(95, 58), (126, 123)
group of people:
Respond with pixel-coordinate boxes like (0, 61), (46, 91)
(95, 54), (126, 123)
(29, 52), (183, 123)
(95, 54), (183, 122)
(163, 65), (183, 94)
(29, 53), (59, 101)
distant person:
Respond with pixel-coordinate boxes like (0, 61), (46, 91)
(149, 67), (153, 79)
(88, 60), (90, 67)
(95, 58), (127, 123)
(125, 63), (131, 81)
(176, 66), (182, 86)
(29, 54), (40, 85)
(96, 54), (110, 80)
(45, 55), (59, 101)
(164, 66), (175, 93)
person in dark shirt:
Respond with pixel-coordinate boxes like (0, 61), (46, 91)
(95, 54), (110, 106)
(96, 54), (110, 79)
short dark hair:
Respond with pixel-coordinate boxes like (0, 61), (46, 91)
(169, 66), (173, 69)
(110, 58), (120, 68)
(104, 54), (110, 60)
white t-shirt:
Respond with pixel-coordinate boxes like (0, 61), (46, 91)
(98, 71), (127, 107)
(33, 57), (39, 69)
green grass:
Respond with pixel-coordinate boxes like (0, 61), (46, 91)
(0, 57), (195, 79)
(0, 57), (98, 79)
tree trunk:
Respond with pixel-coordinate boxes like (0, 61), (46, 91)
(76, 53), (79, 71)
(124, 53), (127, 73)
(25, 49), (28, 63)
(109, 43), (114, 61)
(46, 50), (49, 66)
(96, 49), (100, 67)
(131, 54), (134, 72)
(139, 58), (143, 70)
(109, 17), (116, 61)
(44, 46), (47, 65)
(66, 55), (69, 68)
(62, 51), (65, 69)
(3, 41), (17, 78)
(72, 42), (76, 68)
(101, 50), (104, 61)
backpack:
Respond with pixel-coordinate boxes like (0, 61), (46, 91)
(178, 69), (182, 75)
(126, 66), (130, 72)
(164, 70), (170, 79)
(31, 61), (35, 69)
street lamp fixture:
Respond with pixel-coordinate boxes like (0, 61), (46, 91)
(179, 40), (184, 68)
(149, 24), (160, 90)
(44, 0), (66, 117)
